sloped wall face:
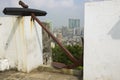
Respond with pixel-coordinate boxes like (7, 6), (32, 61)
(0, 16), (43, 72)
(84, 1), (120, 80)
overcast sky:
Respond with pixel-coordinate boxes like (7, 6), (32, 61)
(0, 0), (90, 28)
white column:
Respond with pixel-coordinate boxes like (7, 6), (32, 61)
(0, 16), (43, 72)
(84, 0), (120, 80)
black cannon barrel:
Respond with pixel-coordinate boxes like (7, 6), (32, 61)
(3, 7), (47, 16)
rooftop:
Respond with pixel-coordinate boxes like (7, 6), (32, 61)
(0, 67), (82, 80)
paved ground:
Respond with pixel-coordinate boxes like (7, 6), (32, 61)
(0, 70), (81, 80)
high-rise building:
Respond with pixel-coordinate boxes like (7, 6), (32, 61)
(69, 18), (80, 28)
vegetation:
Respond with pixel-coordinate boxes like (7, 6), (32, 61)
(52, 44), (83, 69)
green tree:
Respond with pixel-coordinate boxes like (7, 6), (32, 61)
(52, 44), (83, 68)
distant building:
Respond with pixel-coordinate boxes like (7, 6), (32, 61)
(75, 27), (81, 36)
(69, 18), (80, 28)
(61, 26), (68, 37)
(56, 32), (63, 42)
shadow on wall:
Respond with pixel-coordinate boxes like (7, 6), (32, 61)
(33, 20), (42, 51)
(4, 17), (21, 50)
(108, 18), (120, 39)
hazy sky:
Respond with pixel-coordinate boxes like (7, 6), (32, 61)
(0, 0), (86, 28)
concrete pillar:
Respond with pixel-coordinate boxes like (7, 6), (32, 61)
(84, 0), (120, 80)
(0, 16), (43, 72)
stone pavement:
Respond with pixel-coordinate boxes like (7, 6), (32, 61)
(0, 70), (81, 80)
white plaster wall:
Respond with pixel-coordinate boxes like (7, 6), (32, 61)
(84, 0), (120, 80)
(0, 16), (43, 72)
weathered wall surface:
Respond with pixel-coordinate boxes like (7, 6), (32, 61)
(0, 16), (43, 72)
(84, 0), (120, 80)
(42, 22), (52, 65)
